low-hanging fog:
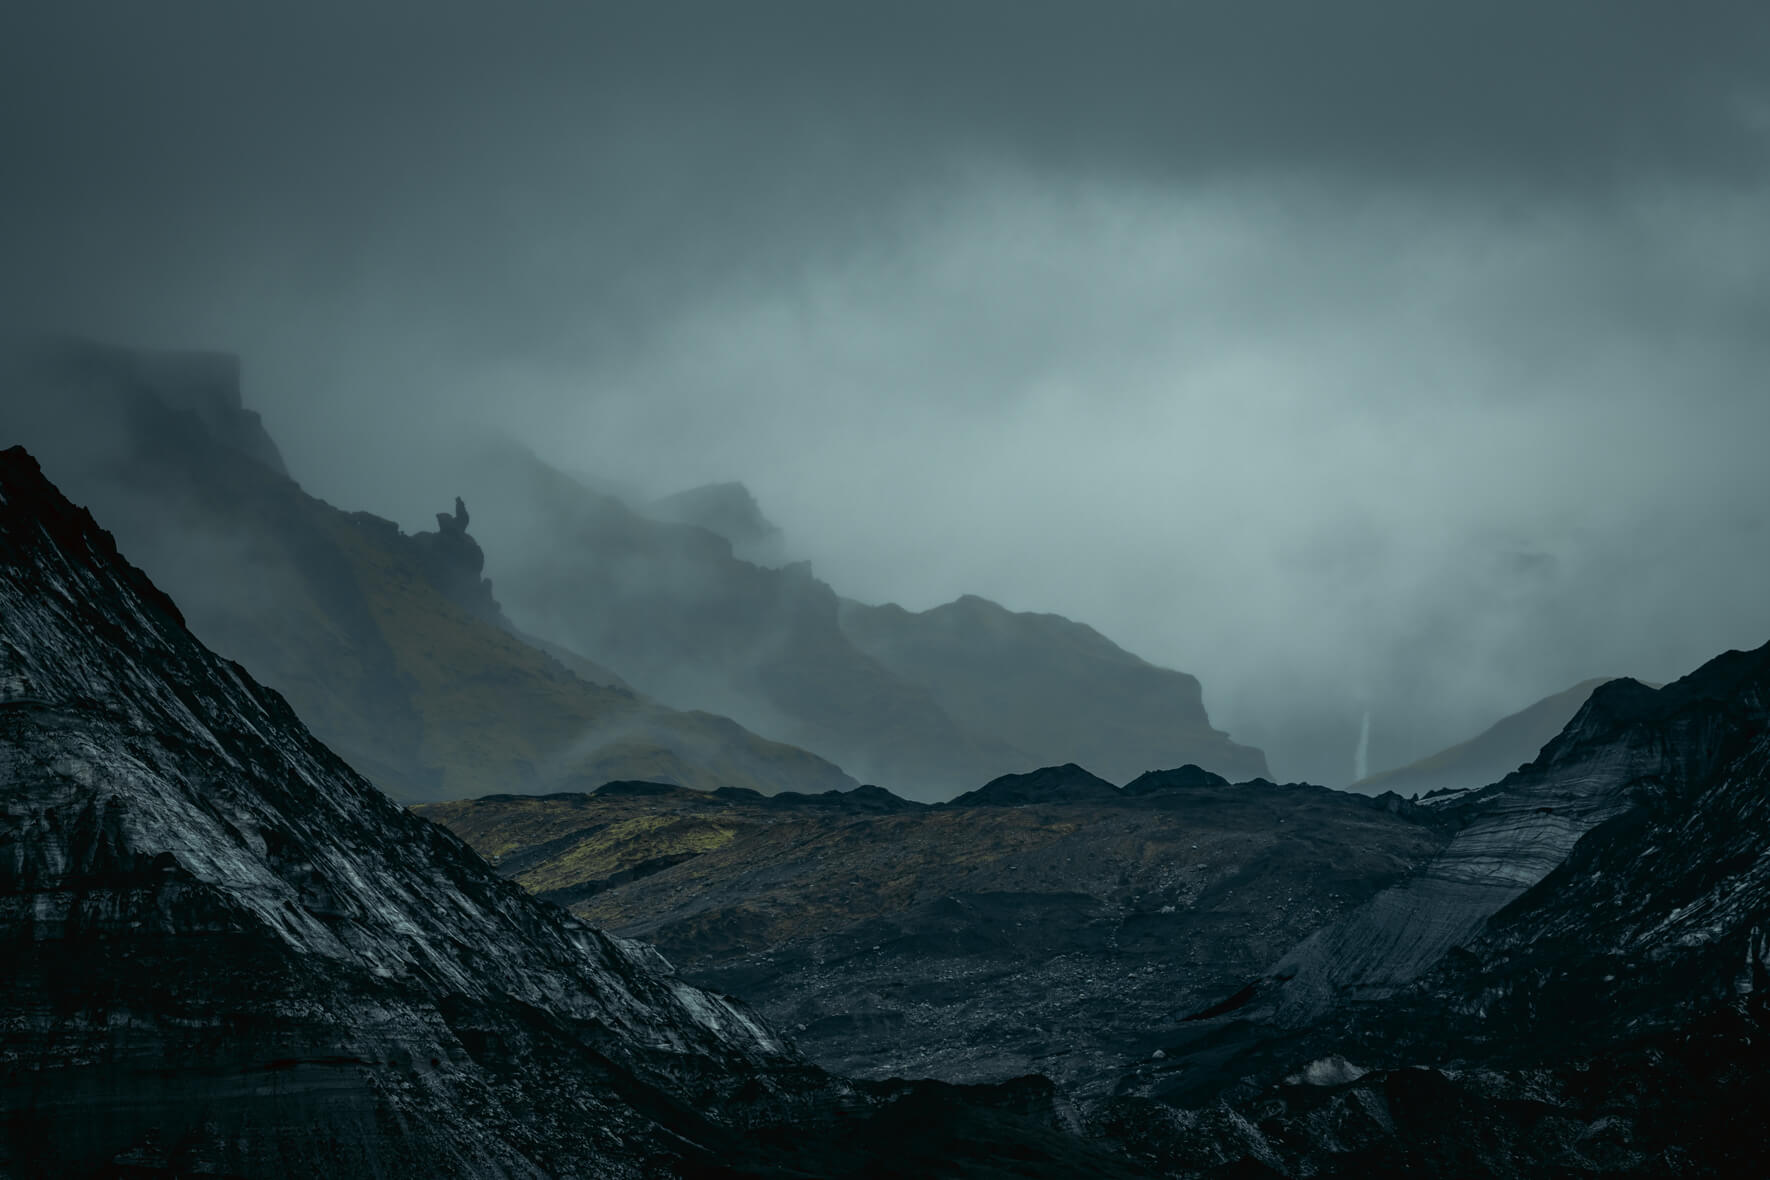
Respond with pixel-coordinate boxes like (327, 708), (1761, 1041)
(5, 2), (1768, 785)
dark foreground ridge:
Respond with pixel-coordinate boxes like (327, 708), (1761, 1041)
(431, 639), (1770, 1174)
(1104, 641), (1770, 1175)
(426, 764), (1448, 1095)
(0, 446), (1143, 1178)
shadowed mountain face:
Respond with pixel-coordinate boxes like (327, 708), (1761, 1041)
(422, 770), (1444, 1097)
(1353, 676), (1619, 799)
(841, 596), (1268, 787)
(1102, 642), (1770, 1176)
(465, 448), (1266, 800)
(0, 444), (794, 1174)
(0, 445), (1157, 1179)
(648, 480), (787, 566)
(2, 342), (855, 801)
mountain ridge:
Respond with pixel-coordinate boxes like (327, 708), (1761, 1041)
(4, 341), (856, 801)
(0, 443), (1152, 1178)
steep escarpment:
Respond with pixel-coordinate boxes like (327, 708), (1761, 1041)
(3, 340), (856, 801)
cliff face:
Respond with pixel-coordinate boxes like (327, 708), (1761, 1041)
(0, 446), (813, 1177)
(2, 342), (856, 801)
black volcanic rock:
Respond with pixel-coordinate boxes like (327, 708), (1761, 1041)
(948, 762), (1124, 806)
(407, 494), (500, 622)
(0, 446), (804, 1174)
(1122, 764), (1231, 794)
(1107, 642), (1770, 1176)
(0, 446), (1147, 1179)
(425, 770), (1445, 1096)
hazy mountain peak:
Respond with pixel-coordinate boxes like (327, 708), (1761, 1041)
(647, 479), (785, 564)
(26, 336), (289, 477)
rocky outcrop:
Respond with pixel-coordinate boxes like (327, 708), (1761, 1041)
(406, 494), (501, 623)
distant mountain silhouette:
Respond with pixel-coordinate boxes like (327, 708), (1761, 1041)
(0, 443), (1138, 1178)
(2, 341), (855, 801)
(468, 449), (1266, 799)
(647, 479), (786, 564)
(1353, 676), (1620, 799)
(842, 593), (1268, 787)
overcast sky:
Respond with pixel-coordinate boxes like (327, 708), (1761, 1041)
(5, 2), (1769, 783)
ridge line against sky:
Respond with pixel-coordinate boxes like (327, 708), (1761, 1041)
(4, 2), (1768, 784)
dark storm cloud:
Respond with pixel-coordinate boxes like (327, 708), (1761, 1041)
(7, 1), (1768, 324)
(3, 2), (1768, 785)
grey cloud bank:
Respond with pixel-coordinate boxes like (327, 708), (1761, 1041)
(3, 2), (1767, 783)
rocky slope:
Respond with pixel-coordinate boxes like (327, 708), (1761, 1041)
(1352, 676), (1618, 799)
(1102, 642), (1770, 1176)
(423, 769), (1445, 1096)
(0, 445), (1153, 1179)
(3, 340), (854, 801)
(1264, 658), (1765, 1022)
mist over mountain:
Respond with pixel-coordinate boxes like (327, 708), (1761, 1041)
(2, 341), (858, 801)
(4, 444), (1169, 1178)
(440, 441), (1264, 799)
(1351, 676), (1623, 800)
(6, 3), (1770, 1169)
(6, 3), (1767, 786)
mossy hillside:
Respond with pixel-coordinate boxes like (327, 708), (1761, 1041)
(324, 509), (856, 800)
(26, 367), (858, 804)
